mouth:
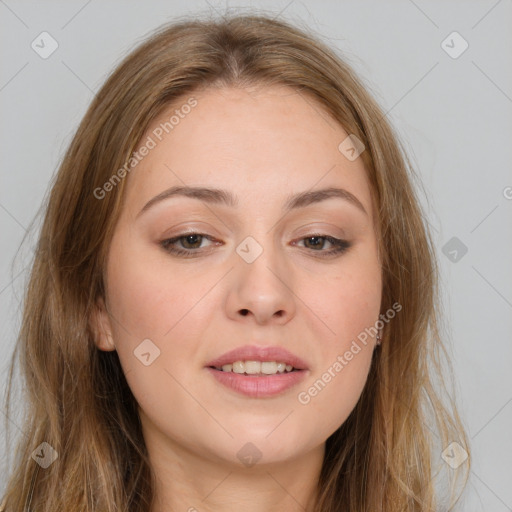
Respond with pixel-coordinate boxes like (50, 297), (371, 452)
(204, 345), (309, 398)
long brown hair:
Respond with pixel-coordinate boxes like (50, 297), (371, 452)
(1, 13), (470, 511)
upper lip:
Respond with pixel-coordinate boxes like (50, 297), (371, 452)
(206, 345), (309, 370)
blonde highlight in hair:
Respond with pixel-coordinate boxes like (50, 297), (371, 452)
(2, 13), (469, 511)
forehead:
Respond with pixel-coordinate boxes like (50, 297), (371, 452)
(122, 85), (374, 221)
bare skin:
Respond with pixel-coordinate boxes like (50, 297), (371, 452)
(91, 84), (382, 512)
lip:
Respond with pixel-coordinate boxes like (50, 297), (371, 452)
(205, 367), (309, 398)
(205, 344), (309, 370)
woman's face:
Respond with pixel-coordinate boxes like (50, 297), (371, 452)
(93, 85), (382, 469)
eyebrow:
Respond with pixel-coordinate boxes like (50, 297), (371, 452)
(136, 185), (368, 218)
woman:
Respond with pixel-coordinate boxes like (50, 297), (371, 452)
(1, 14), (470, 512)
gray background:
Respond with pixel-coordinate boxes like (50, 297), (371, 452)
(1, 0), (511, 509)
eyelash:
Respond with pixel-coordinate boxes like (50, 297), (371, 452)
(160, 233), (351, 258)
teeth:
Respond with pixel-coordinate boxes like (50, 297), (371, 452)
(245, 361), (261, 374)
(218, 361), (296, 375)
(232, 361), (245, 374)
(261, 362), (277, 374)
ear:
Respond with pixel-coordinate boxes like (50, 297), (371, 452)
(90, 296), (116, 351)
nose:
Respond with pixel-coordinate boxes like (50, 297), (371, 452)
(225, 240), (297, 326)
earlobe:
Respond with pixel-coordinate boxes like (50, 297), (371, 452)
(90, 296), (116, 352)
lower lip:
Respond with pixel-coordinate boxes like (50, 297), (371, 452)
(205, 367), (309, 398)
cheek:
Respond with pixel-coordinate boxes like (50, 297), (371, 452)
(103, 249), (215, 411)
(105, 244), (206, 339)
(308, 253), (382, 352)
(329, 274), (380, 339)
(294, 255), (380, 430)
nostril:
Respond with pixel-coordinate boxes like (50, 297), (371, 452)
(240, 309), (249, 316)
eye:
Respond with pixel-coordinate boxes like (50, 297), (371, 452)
(160, 233), (219, 257)
(294, 235), (351, 257)
(160, 232), (351, 259)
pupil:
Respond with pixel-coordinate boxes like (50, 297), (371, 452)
(183, 234), (201, 248)
(306, 236), (323, 249)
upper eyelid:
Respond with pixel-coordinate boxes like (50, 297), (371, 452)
(165, 222), (348, 238)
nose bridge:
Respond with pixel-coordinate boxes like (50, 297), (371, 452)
(226, 231), (296, 324)
(235, 232), (285, 289)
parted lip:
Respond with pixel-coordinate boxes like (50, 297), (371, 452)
(205, 344), (309, 370)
